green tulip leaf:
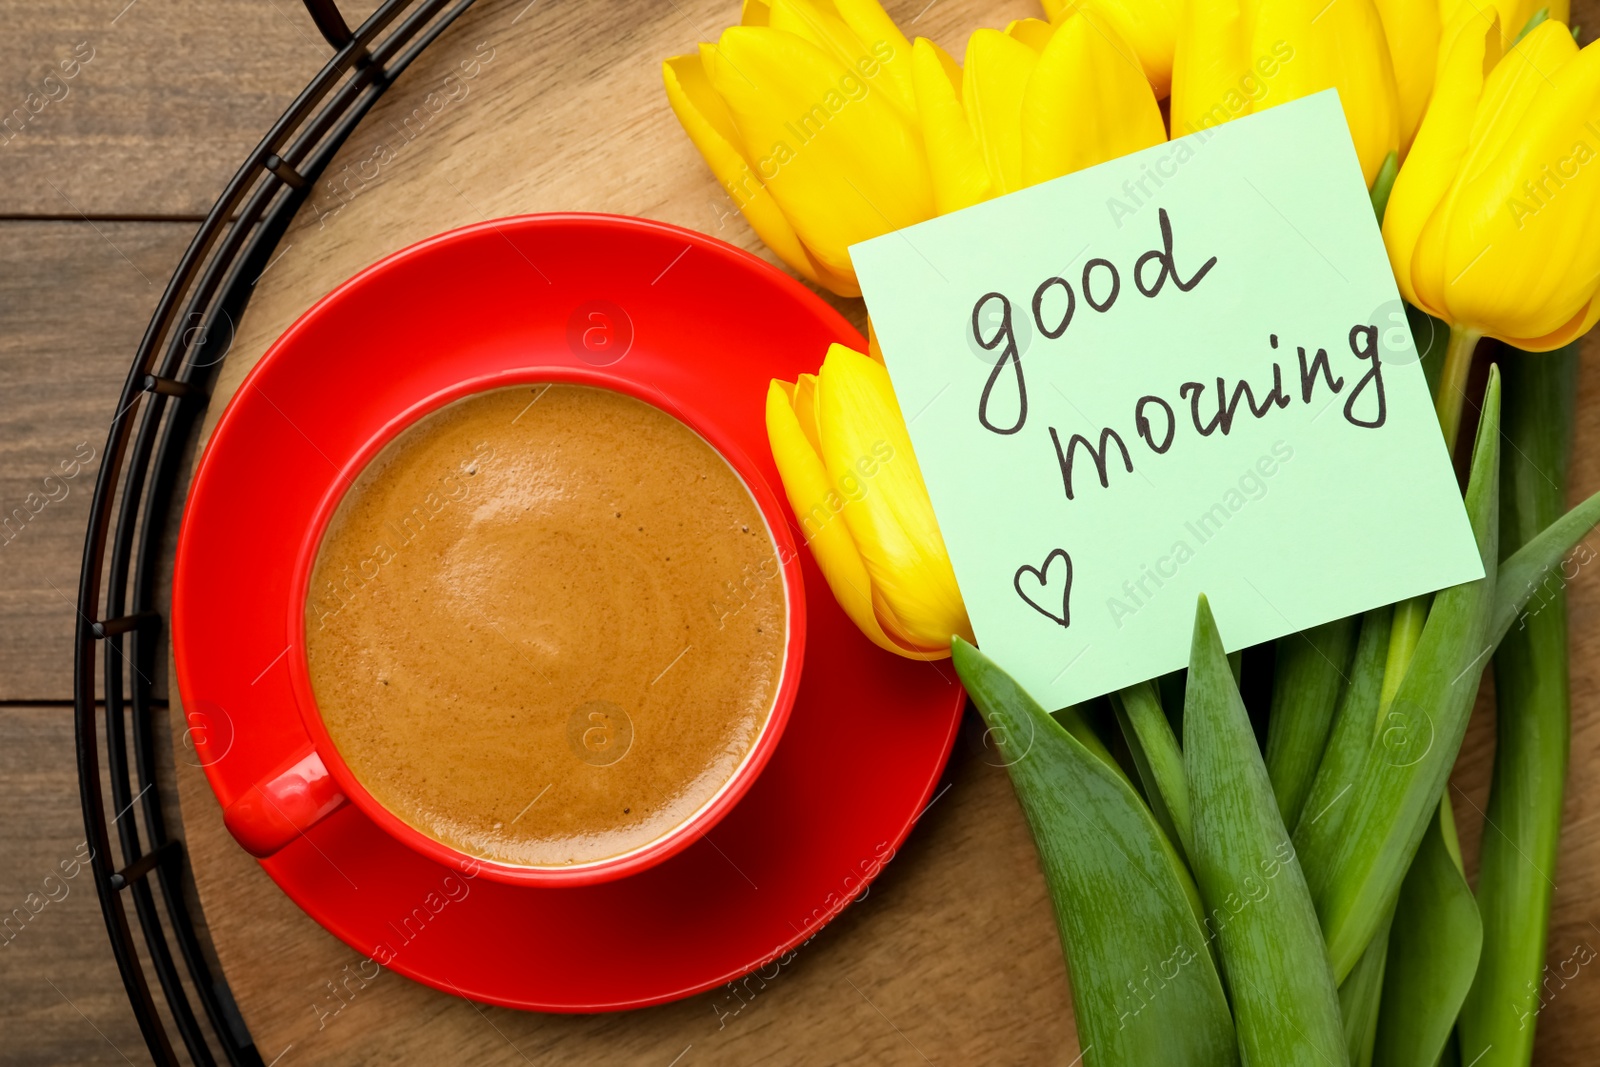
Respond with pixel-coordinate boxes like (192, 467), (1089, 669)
(1184, 595), (1348, 1065)
(1264, 616), (1359, 829)
(1513, 7), (1551, 45)
(1488, 480), (1600, 649)
(953, 638), (1237, 1067)
(1372, 802), (1482, 1067)
(1293, 604), (1393, 849)
(1302, 611), (1396, 1066)
(1339, 909), (1395, 1067)
(1299, 368), (1501, 981)
(1114, 680), (1194, 860)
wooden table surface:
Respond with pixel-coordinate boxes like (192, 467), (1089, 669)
(4, 1), (1600, 1063)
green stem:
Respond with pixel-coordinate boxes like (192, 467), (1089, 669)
(1376, 598), (1427, 720)
(1458, 344), (1579, 1066)
(1436, 325), (1481, 457)
(1305, 368), (1502, 981)
(1370, 151), (1399, 223)
(1379, 324), (1481, 713)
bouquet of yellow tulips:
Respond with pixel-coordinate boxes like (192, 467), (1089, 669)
(666, 2), (1600, 1064)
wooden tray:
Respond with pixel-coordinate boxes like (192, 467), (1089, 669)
(164, 0), (1600, 1061)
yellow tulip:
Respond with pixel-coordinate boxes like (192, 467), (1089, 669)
(964, 28), (1040, 196)
(1373, 0), (1442, 154)
(1440, 0), (1569, 50)
(1170, 0), (1402, 187)
(1041, 0), (1181, 98)
(913, 14), (1164, 209)
(662, 0), (933, 297)
(1006, 16), (1057, 51)
(766, 344), (972, 659)
(1021, 11), (1168, 186)
(1384, 18), (1600, 354)
(912, 36), (994, 214)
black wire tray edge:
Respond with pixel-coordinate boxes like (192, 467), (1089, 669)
(73, 0), (477, 1062)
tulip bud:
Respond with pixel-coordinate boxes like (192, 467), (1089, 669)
(766, 344), (972, 659)
(919, 14), (1164, 209)
(1170, 0), (1402, 187)
(1021, 11), (1168, 187)
(963, 28), (1040, 196)
(1006, 17), (1057, 52)
(663, 0), (932, 297)
(1372, 0), (1442, 154)
(912, 36), (994, 214)
(1384, 18), (1600, 350)
(1440, 0), (1570, 50)
(1042, 0), (1181, 99)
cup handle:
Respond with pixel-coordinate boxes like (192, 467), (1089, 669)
(222, 745), (348, 858)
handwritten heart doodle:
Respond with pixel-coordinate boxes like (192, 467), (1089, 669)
(1014, 549), (1073, 628)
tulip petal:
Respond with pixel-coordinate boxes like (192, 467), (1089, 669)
(663, 53), (832, 291)
(1022, 12), (1168, 186)
(792, 372), (823, 453)
(707, 26), (934, 284)
(766, 379), (940, 658)
(1504, 295), (1600, 351)
(1170, 0), (1255, 138)
(1007, 17), (1057, 52)
(1380, 6), (1600, 346)
(1384, 11), (1500, 316)
(1256, 0), (1402, 185)
(1050, 0), (1181, 98)
(816, 345), (973, 653)
(1464, 19), (1579, 181)
(1440, 0), (1572, 49)
(1520, 0), (1570, 41)
(1438, 33), (1600, 341)
(1373, 0), (1443, 153)
(1174, 0), (1401, 183)
(832, 0), (919, 115)
(963, 28), (1040, 195)
(766, 0), (916, 119)
(1424, 21), (1575, 329)
(912, 36), (994, 214)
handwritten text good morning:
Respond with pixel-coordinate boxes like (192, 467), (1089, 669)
(853, 92), (1482, 708)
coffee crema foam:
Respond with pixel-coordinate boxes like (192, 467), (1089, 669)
(305, 384), (787, 867)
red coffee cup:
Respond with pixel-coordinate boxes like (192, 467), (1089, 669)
(214, 366), (806, 887)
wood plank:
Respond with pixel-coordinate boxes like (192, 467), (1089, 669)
(0, 221), (199, 702)
(0, 705), (153, 1066)
(0, 0), (378, 217)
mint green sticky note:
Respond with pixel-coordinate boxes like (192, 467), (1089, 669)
(851, 91), (1482, 711)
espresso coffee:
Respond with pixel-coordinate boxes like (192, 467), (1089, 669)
(304, 384), (787, 867)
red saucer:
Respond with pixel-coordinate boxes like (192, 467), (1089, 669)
(172, 214), (966, 1011)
